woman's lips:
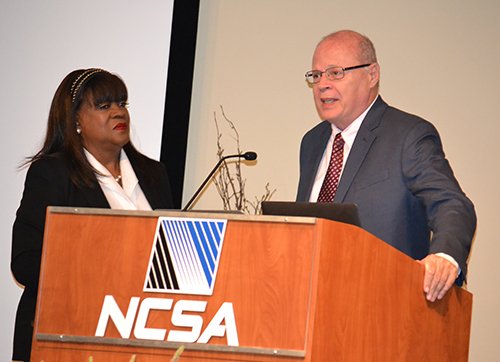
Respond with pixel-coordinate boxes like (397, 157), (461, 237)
(114, 123), (128, 130)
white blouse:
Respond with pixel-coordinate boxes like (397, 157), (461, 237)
(84, 149), (152, 211)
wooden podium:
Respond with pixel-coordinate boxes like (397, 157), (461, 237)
(31, 207), (472, 362)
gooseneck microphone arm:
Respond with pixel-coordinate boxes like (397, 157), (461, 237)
(182, 151), (257, 211)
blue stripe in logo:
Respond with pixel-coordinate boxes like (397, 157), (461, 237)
(144, 217), (227, 295)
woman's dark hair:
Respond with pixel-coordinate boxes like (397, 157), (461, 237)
(26, 69), (150, 188)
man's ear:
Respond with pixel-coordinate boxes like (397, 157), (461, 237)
(368, 63), (380, 88)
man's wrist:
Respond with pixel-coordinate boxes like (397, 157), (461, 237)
(435, 253), (461, 275)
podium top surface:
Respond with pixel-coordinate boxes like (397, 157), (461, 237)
(47, 206), (322, 225)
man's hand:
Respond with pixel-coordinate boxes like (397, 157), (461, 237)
(417, 254), (458, 302)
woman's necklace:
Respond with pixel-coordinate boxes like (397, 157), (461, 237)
(114, 158), (122, 185)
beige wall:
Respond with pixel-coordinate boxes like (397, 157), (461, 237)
(185, 1), (500, 360)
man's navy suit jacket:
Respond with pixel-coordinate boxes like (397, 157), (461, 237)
(296, 96), (476, 285)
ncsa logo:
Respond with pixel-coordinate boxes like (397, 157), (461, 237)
(95, 297), (239, 345)
(144, 217), (228, 295)
(94, 217), (238, 345)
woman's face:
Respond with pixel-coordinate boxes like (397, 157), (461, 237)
(77, 99), (130, 157)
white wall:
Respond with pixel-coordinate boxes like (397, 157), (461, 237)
(186, 1), (500, 361)
(0, 1), (174, 360)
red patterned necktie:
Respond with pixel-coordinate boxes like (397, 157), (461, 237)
(317, 133), (345, 203)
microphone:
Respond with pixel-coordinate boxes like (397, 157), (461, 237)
(182, 151), (258, 211)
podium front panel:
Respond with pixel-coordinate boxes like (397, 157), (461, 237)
(33, 208), (318, 361)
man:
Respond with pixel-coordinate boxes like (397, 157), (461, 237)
(296, 30), (476, 302)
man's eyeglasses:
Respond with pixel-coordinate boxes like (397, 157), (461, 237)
(305, 64), (372, 84)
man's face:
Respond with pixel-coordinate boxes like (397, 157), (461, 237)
(312, 37), (379, 130)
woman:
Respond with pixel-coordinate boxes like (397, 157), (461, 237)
(11, 68), (174, 362)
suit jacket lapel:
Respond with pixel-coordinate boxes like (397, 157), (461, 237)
(138, 174), (162, 209)
(334, 96), (388, 202)
(299, 121), (332, 201)
(79, 183), (110, 208)
(128, 155), (164, 210)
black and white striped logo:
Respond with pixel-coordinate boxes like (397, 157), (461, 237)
(144, 217), (227, 295)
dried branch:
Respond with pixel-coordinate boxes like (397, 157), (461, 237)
(245, 183), (277, 215)
(213, 106), (276, 214)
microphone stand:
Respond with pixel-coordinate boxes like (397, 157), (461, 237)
(182, 152), (257, 211)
